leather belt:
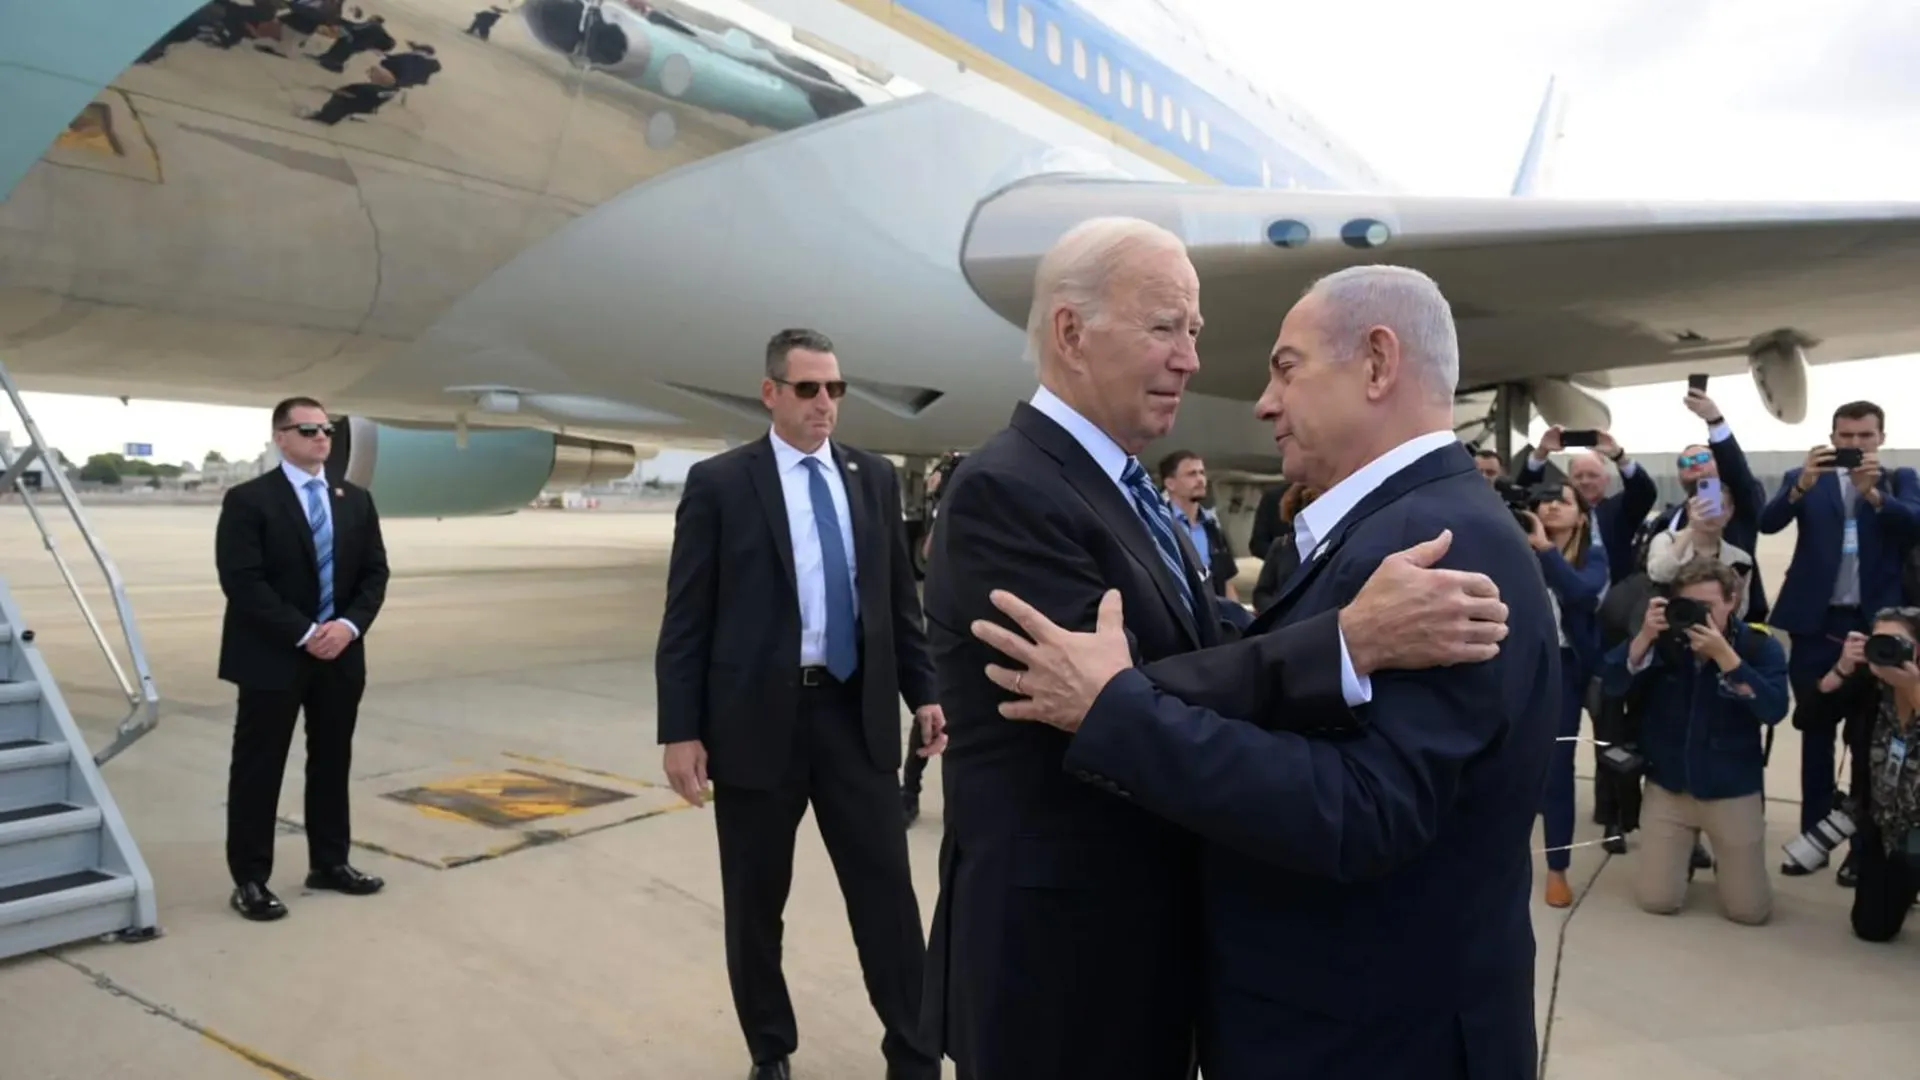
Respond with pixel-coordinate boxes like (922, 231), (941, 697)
(799, 666), (832, 687)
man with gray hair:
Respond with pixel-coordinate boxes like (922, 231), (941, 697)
(920, 228), (1516, 1079)
(973, 263), (1559, 1079)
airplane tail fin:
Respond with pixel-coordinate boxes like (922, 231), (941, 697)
(1510, 76), (1566, 196)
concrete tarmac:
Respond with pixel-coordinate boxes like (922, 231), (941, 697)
(0, 505), (1915, 1079)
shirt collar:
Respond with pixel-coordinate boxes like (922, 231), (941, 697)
(1294, 430), (1460, 558)
(280, 459), (324, 488)
(768, 426), (835, 474)
(1029, 385), (1131, 486)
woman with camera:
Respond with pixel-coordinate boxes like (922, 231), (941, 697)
(1526, 482), (1609, 907)
(1601, 559), (1788, 924)
(1813, 611), (1920, 941)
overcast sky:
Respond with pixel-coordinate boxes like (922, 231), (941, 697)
(5, 0), (1918, 471)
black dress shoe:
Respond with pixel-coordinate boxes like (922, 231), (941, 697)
(306, 864), (384, 895)
(231, 882), (288, 921)
(1837, 851), (1859, 888)
(748, 1058), (789, 1080)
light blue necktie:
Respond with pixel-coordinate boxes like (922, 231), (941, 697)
(1120, 459), (1194, 612)
(802, 458), (858, 680)
(305, 478), (335, 623)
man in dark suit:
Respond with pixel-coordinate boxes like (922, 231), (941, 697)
(215, 396), (390, 922)
(922, 224), (1514, 1080)
(1760, 399), (1920, 880)
(973, 264), (1558, 1080)
(655, 328), (946, 1080)
(1513, 427), (1657, 584)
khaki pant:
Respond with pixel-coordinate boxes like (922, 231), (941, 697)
(1637, 782), (1772, 925)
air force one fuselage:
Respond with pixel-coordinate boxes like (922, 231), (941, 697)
(7, 0), (1920, 517)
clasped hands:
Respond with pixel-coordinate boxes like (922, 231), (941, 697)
(976, 530), (1510, 733)
(304, 620), (355, 661)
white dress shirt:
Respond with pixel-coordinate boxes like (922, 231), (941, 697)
(1291, 430), (1465, 707)
(280, 460), (360, 646)
(768, 427), (859, 667)
(1030, 386), (1371, 707)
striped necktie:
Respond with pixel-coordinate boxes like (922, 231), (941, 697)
(305, 478), (334, 622)
(1120, 458), (1193, 612)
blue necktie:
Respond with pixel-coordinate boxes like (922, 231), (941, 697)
(306, 478), (335, 622)
(803, 458), (859, 680)
(1120, 459), (1194, 612)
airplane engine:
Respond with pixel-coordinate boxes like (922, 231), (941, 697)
(1749, 335), (1810, 424)
(1523, 376), (1613, 433)
(325, 417), (636, 517)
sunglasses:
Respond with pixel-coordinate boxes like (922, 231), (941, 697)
(1677, 451), (1712, 468)
(775, 378), (847, 400)
(278, 422), (335, 438)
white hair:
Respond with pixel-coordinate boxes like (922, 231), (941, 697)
(1302, 264), (1459, 401)
(1024, 217), (1186, 366)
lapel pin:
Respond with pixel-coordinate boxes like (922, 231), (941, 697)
(333, 487), (343, 497)
(847, 461), (859, 472)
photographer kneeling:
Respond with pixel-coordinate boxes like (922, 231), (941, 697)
(1602, 559), (1789, 924)
(1810, 612), (1920, 941)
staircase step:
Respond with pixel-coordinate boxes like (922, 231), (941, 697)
(0, 740), (70, 812)
(0, 803), (101, 890)
(0, 871), (137, 957)
(0, 678), (39, 743)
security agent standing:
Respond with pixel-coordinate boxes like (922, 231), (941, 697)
(655, 328), (946, 1080)
(216, 397), (389, 921)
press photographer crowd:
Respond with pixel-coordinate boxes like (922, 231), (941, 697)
(912, 381), (1920, 942)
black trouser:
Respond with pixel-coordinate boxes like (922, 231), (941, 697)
(1590, 679), (1643, 834)
(902, 715), (928, 796)
(1850, 819), (1920, 941)
(713, 676), (937, 1076)
(225, 660), (364, 886)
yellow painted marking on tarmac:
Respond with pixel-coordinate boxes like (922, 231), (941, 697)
(501, 750), (661, 788)
(383, 768), (631, 828)
(195, 1029), (325, 1080)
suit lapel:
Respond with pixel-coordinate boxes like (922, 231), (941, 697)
(746, 437), (799, 596)
(1011, 403), (1201, 647)
(832, 444), (874, 612)
(1252, 443), (1477, 631)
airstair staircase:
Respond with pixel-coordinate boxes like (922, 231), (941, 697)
(0, 360), (160, 960)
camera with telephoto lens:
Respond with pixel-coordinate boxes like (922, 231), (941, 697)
(1783, 794), (1858, 872)
(1865, 633), (1916, 669)
(1494, 478), (1562, 532)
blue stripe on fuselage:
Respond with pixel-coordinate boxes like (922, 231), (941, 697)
(892, 0), (1343, 190)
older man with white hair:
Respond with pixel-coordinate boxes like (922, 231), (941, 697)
(971, 263), (1559, 1080)
(919, 227), (1515, 1080)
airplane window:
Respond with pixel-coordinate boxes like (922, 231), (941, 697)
(1046, 22), (1061, 64)
(1018, 5), (1034, 48)
(1181, 107), (1192, 141)
(1098, 55), (1111, 92)
(1162, 98), (1173, 130)
(1121, 70), (1133, 106)
(989, 0), (1005, 31)
(1073, 39), (1087, 78)
(1142, 83), (1154, 120)
(1199, 119), (1210, 150)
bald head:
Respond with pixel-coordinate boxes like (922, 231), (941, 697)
(1024, 216), (1188, 368)
(1299, 264), (1459, 403)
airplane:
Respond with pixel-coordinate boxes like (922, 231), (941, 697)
(5, 0), (1920, 527)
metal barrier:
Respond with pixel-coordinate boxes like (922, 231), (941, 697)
(0, 361), (160, 765)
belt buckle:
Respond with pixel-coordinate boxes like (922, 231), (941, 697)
(800, 667), (824, 687)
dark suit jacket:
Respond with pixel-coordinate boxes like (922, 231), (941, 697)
(1757, 465), (1920, 637)
(215, 469), (388, 690)
(1062, 442), (1559, 1080)
(1518, 456), (1656, 586)
(653, 434), (934, 790)
(1539, 540), (1609, 676)
(920, 402), (1347, 1080)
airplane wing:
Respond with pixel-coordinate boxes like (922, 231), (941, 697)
(958, 178), (1920, 424)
